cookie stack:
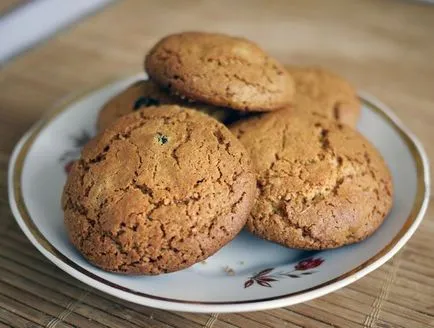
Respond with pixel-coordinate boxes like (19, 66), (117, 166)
(63, 32), (393, 275)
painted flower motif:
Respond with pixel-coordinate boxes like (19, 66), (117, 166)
(59, 130), (92, 174)
(244, 257), (324, 288)
(64, 160), (75, 174)
(71, 130), (92, 148)
(294, 257), (324, 271)
(244, 268), (276, 288)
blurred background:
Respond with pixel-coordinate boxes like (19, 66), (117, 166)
(1, 0), (433, 157)
(0, 0), (114, 63)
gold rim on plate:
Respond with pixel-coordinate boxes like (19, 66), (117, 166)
(10, 79), (429, 306)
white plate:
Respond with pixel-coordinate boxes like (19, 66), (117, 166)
(8, 74), (430, 313)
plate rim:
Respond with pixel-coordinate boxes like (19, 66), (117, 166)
(7, 77), (431, 313)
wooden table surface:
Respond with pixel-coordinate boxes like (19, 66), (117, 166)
(0, 0), (26, 16)
(1, 0), (433, 327)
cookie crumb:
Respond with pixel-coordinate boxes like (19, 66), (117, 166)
(239, 261), (245, 265)
(201, 260), (207, 265)
(224, 266), (235, 276)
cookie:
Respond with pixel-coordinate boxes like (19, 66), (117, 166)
(286, 66), (361, 127)
(97, 80), (241, 131)
(231, 111), (393, 249)
(96, 80), (173, 131)
(63, 106), (256, 274)
(145, 32), (294, 111)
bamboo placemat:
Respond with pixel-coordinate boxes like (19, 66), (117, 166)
(1, 0), (434, 327)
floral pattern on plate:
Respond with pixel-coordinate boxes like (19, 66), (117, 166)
(244, 257), (324, 288)
(59, 130), (92, 173)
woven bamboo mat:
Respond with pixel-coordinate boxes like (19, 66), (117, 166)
(1, 0), (434, 327)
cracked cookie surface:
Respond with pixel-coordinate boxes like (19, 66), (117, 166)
(145, 32), (294, 111)
(63, 106), (256, 274)
(97, 80), (241, 131)
(286, 66), (361, 127)
(230, 111), (393, 249)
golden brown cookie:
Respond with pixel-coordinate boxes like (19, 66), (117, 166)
(96, 80), (173, 131)
(97, 80), (241, 131)
(63, 106), (256, 274)
(231, 111), (393, 250)
(145, 32), (294, 111)
(286, 66), (361, 127)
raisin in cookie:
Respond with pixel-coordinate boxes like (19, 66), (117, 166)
(231, 111), (393, 249)
(63, 106), (256, 274)
(145, 32), (294, 111)
(97, 80), (241, 131)
(286, 66), (361, 127)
